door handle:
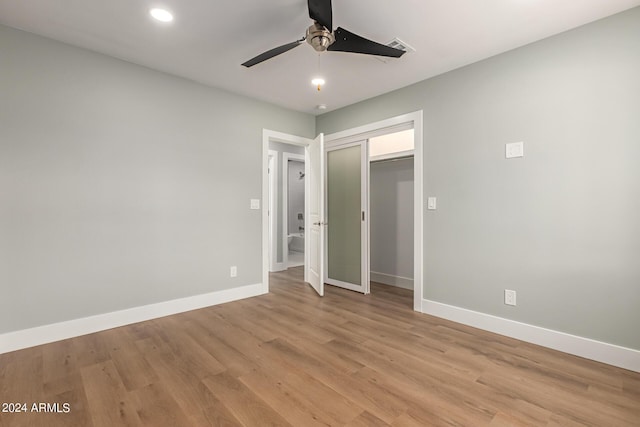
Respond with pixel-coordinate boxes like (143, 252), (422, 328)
(313, 221), (328, 226)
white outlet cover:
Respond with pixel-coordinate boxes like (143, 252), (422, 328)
(250, 199), (260, 210)
(505, 289), (517, 306)
(506, 141), (524, 159)
(230, 266), (237, 277)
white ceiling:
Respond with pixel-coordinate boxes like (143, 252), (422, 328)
(1, 0), (639, 114)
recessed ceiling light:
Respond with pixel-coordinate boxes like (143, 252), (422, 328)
(150, 8), (174, 23)
(316, 104), (327, 110)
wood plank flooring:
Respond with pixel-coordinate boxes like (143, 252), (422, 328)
(1, 267), (639, 426)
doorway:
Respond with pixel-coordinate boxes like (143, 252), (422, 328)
(283, 153), (305, 269)
(261, 130), (319, 296)
(368, 129), (415, 294)
(262, 110), (423, 309)
(370, 155), (414, 292)
(267, 141), (306, 273)
(323, 111), (423, 310)
(324, 129), (415, 299)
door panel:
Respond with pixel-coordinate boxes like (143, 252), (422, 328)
(327, 145), (362, 286)
(325, 140), (369, 294)
(307, 133), (324, 296)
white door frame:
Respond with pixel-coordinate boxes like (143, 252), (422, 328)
(324, 111), (424, 311)
(262, 130), (313, 294)
(282, 153), (305, 268)
(267, 150), (281, 272)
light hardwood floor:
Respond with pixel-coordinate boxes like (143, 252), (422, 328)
(1, 267), (639, 426)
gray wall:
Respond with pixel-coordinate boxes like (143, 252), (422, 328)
(0, 25), (314, 334)
(318, 8), (640, 349)
(370, 158), (414, 281)
(268, 142), (304, 263)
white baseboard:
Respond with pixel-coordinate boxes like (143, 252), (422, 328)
(0, 283), (265, 355)
(371, 271), (413, 290)
(270, 262), (286, 272)
(421, 299), (640, 373)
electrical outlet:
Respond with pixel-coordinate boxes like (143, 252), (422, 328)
(230, 266), (237, 278)
(504, 289), (517, 306)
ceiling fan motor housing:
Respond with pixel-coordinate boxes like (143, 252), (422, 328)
(306, 23), (335, 52)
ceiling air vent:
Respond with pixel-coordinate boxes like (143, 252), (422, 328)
(376, 37), (415, 63)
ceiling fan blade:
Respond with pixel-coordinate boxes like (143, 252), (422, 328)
(242, 39), (303, 67)
(308, 0), (332, 32)
(328, 27), (406, 58)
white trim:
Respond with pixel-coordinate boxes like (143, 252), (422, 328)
(262, 129), (313, 292)
(326, 121), (414, 146)
(421, 299), (640, 373)
(282, 153), (305, 269)
(268, 150), (279, 272)
(371, 271), (414, 290)
(271, 262), (286, 272)
(413, 114), (424, 312)
(304, 149), (311, 284)
(0, 283), (265, 355)
(364, 139), (370, 296)
(324, 111), (424, 311)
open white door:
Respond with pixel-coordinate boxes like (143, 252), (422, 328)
(307, 133), (325, 296)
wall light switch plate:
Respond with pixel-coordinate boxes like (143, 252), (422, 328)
(427, 197), (437, 210)
(250, 199), (260, 210)
(230, 266), (237, 277)
(506, 141), (524, 159)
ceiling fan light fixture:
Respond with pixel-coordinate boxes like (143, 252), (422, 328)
(150, 8), (174, 23)
(311, 77), (325, 91)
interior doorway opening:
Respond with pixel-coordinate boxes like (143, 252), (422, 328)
(370, 155), (414, 296)
(323, 127), (415, 304)
(369, 129), (415, 297)
(283, 154), (305, 269)
(267, 141), (306, 273)
(322, 111), (423, 310)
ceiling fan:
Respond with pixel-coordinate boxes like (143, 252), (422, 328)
(241, 0), (406, 67)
